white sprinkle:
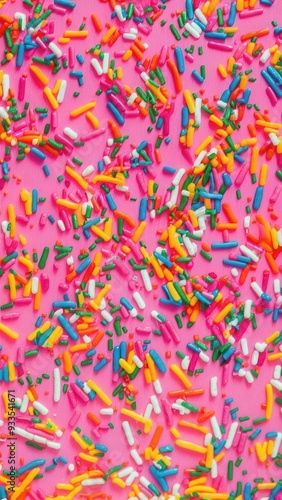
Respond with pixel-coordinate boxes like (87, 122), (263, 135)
(57, 80), (67, 103)
(143, 403), (153, 419)
(82, 479), (105, 486)
(133, 291), (146, 309)
(54, 367), (61, 403)
(100, 408), (114, 415)
(244, 299), (252, 319)
(64, 127), (77, 140)
(272, 432), (282, 458)
(118, 466), (134, 478)
(126, 471), (139, 486)
(150, 395), (161, 414)
(251, 349), (259, 365)
(88, 279), (95, 299)
(194, 8), (208, 25)
(210, 415), (222, 439)
(19, 394), (29, 413)
(195, 97), (202, 125)
(211, 459), (218, 478)
(273, 365), (281, 379)
(210, 376), (218, 397)
(250, 281), (263, 297)
(49, 41), (62, 58)
(57, 220), (66, 232)
(33, 401), (49, 415)
(241, 338), (249, 356)
(31, 276), (39, 294)
(122, 421), (134, 446)
(204, 432), (213, 445)
(245, 370), (254, 384)
(2, 74), (10, 100)
(274, 279), (281, 294)
(130, 448), (143, 465)
(240, 244), (259, 262)
(172, 168), (186, 186)
(270, 379), (282, 392)
(102, 52), (109, 74)
(225, 422), (238, 449)
(153, 378), (162, 394)
(260, 48), (271, 63)
(91, 58), (103, 76)
(101, 310), (113, 322)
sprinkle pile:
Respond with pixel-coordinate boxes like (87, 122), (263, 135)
(0, 0), (282, 499)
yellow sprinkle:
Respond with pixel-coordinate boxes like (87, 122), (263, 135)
(170, 364), (192, 388)
(265, 383), (273, 420)
(214, 451), (225, 462)
(43, 87), (58, 110)
(112, 477), (126, 488)
(265, 330), (280, 344)
(8, 360), (16, 382)
(87, 379), (112, 406)
(66, 485), (82, 500)
(8, 272), (16, 300)
(121, 408), (152, 433)
(119, 358), (136, 374)
(170, 427), (181, 438)
(30, 65), (49, 86)
(178, 421), (209, 434)
(57, 37), (71, 44)
(131, 221), (146, 243)
(255, 441), (267, 463)
(70, 472), (89, 484)
(188, 477), (207, 488)
(267, 439), (274, 455)
(19, 233), (26, 245)
(217, 65), (227, 78)
(145, 353), (158, 381)
(65, 165), (88, 190)
(56, 484), (74, 491)
(70, 101), (96, 117)
(205, 442), (214, 468)
(267, 352), (282, 361)
(86, 111), (100, 129)
(64, 30), (88, 38)
(259, 163), (268, 187)
(270, 228), (279, 250)
(256, 120), (282, 129)
(150, 255), (164, 279)
(0, 323), (19, 340)
(7, 204), (16, 237)
(257, 482), (277, 490)
(183, 89), (195, 113)
(71, 431), (89, 450)
(44, 325), (63, 348)
(56, 198), (79, 210)
(52, 79), (62, 95)
(69, 343), (89, 352)
(195, 135), (213, 156)
(78, 452), (98, 463)
(175, 439), (207, 454)
(92, 174), (125, 186)
(213, 303), (233, 324)
(185, 486), (216, 494)
(11, 467), (40, 500)
(101, 25), (117, 44)
(210, 115), (223, 127)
